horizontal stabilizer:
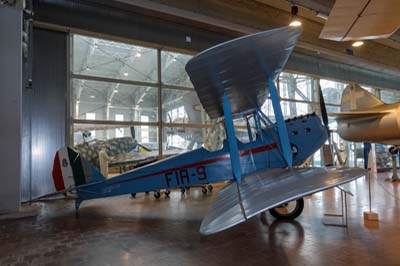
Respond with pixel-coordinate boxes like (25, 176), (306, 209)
(329, 111), (389, 122)
(200, 167), (366, 235)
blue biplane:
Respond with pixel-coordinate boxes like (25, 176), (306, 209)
(51, 26), (366, 235)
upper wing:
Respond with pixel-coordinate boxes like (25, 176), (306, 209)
(200, 167), (366, 235)
(185, 26), (302, 119)
(319, 0), (400, 41)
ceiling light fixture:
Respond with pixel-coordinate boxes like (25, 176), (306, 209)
(123, 72), (129, 76)
(289, 5), (302, 27)
(135, 52), (141, 58)
(114, 89), (119, 93)
(352, 41), (364, 47)
(90, 95), (95, 98)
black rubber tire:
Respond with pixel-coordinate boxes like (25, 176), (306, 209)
(202, 187), (208, 194)
(181, 187), (186, 194)
(269, 198), (304, 220)
(154, 191), (161, 199)
(131, 193), (136, 198)
(207, 184), (213, 192)
(165, 190), (171, 197)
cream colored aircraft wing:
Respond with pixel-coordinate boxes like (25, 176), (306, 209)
(319, 0), (400, 41)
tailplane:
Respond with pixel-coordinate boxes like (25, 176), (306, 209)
(341, 84), (383, 111)
(52, 147), (105, 192)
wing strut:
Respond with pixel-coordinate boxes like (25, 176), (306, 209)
(223, 93), (242, 183)
(268, 79), (293, 167)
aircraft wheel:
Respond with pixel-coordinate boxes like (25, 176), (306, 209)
(154, 191), (161, 199)
(269, 198), (304, 220)
(165, 190), (171, 197)
(207, 184), (213, 192)
(181, 187), (186, 194)
(131, 193), (136, 198)
(202, 187), (208, 194)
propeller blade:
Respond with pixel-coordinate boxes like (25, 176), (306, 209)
(318, 82), (330, 137)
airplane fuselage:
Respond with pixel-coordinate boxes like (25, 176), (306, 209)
(76, 113), (328, 205)
(337, 103), (400, 145)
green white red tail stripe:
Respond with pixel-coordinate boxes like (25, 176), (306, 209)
(52, 147), (88, 191)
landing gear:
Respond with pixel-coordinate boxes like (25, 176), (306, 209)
(164, 190), (171, 197)
(207, 184), (213, 192)
(131, 193), (136, 198)
(269, 198), (304, 220)
(181, 187), (186, 194)
(154, 191), (161, 199)
(202, 187), (208, 194)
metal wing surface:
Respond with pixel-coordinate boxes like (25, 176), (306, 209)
(185, 26), (302, 119)
(200, 167), (366, 235)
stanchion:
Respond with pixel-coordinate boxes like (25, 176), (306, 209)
(363, 170), (379, 221)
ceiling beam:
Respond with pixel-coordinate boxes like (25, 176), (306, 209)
(115, 0), (400, 75)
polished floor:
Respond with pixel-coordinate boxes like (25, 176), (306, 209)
(1, 172), (400, 266)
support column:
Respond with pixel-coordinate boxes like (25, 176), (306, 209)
(0, 4), (22, 213)
(269, 79), (292, 167)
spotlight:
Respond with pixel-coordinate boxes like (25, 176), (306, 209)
(289, 5), (302, 27)
(123, 72), (129, 76)
(90, 95), (95, 98)
(113, 90), (119, 93)
(352, 41), (364, 47)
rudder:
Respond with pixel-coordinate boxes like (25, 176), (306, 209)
(341, 84), (383, 111)
(52, 147), (105, 192)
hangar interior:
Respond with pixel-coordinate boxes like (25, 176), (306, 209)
(1, 0), (400, 265)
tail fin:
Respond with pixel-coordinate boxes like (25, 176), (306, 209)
(52, 147), (105, 192)
(341, 84), (383, 111)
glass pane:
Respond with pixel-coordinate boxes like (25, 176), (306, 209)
(162, 126), (205, 154)
(260, 99), (276, 122)
(161, 51), (193, 87)
(73, 124), (159, 151)
(162, 88), (211, 124)
(72, 79), (158, 122)
(281, 101), (315, 119)
(279, 72), (315, 102)
(320, 79), (347, 105)
(326, 105), (340, 130)
(380, 89), (400, 104)
(72, 34), (157, 83)
(376, 144), (393, 169)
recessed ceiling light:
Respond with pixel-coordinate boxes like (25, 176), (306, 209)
(289, 20), (302, 27)
(123, 72), (128, 76)
(352, 41), (364, 47)
(86, 66), (90, 71)
(135, 52), (141, 58)
(113, 89), (119, 93)
(90, 95), (95, 98)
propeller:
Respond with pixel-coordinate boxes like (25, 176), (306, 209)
(318, 82), (330, 138)
(318, 82), (334, 165)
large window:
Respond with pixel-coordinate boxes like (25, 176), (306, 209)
(70, 34), (210, 156)
(70, 33), (399, 167)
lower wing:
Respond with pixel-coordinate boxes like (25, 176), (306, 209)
(200, 167), (366, 235)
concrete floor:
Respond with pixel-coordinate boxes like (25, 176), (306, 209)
(1, 172), (400, 266)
